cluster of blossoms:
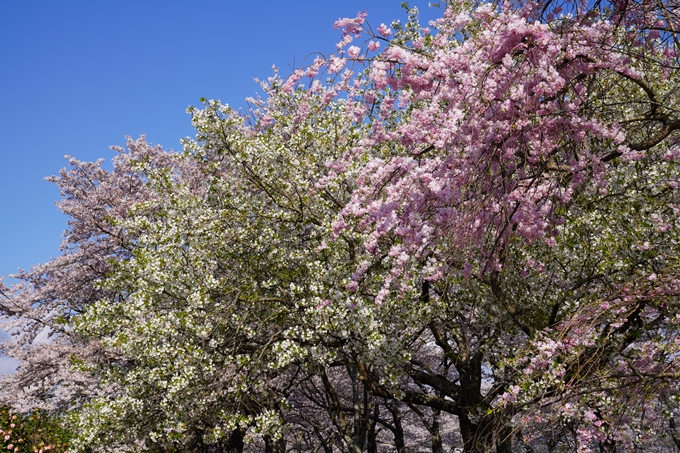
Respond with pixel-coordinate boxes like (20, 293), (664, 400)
(1, 0), (680, 452)
(0, 408), (68, 453)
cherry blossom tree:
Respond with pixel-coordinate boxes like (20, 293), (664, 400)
(2, 0), (680, 452)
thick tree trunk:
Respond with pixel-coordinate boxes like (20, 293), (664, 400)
(431, 408), (444, 453)
(321, 369), (363, 453)
(366, 404), (379, 453)
(348, 365), (367, 450)
(457, 351), (510, 453)
(670, 416), (680, 450)
(223, 428), (245, 453)
(387, 402), (406, 453)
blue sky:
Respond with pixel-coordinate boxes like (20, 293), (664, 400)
(0, 1), (438, 374)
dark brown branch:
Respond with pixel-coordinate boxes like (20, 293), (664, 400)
(355, 361), (463, 416)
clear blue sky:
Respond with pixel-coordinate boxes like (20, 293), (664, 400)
(0, 1), (438, 374)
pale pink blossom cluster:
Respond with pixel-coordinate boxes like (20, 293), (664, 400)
(312, 4), (668, 306)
